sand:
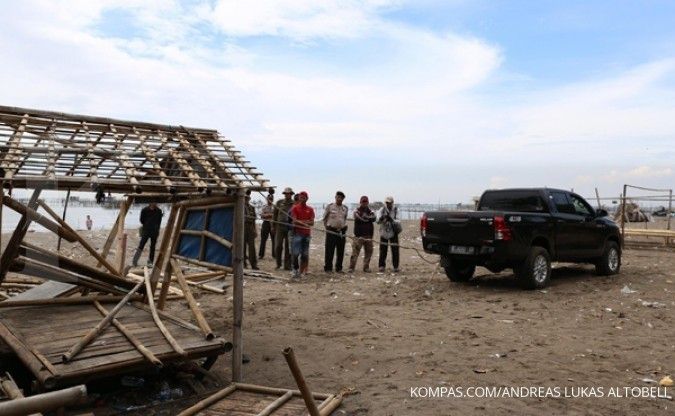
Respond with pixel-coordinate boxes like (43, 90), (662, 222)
(8, 220), (675, 415)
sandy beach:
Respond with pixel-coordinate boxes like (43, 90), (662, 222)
(5, 219), (673, 415)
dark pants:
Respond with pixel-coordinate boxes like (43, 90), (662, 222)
(245, 226), (257, 269)
(274, 227), (291, 270)
(258, 221), (274, 258)
(378, 234), (399, 269)
(133, 233), (158, 266)
(324, 228), (346, 272)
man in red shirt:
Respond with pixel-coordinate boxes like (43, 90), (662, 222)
(290, 191), (315, 278)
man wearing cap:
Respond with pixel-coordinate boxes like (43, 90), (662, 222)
(258, 194), (275, 259)
(273, 187), (295, 270)
(377, 196), (401, 272)
(349, 196), (376, 273)
(322, 191), (349, 273)
(290, 191), (315, 277)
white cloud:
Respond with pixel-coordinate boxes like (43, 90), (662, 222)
(1, 0), (673, 203)
(627, 166), (673, 178)
(205, 0), (399, 40)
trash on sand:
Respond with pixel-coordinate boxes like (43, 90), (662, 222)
(641, 378), (658, 384)
(640, 300), (666, 308)
(621, 285), (637, 295)
(660, 376), (674, 387)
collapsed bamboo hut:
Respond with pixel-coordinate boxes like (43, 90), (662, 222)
(0, 105), (270, 388)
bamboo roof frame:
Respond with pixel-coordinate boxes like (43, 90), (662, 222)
(0, 105), (270, 194)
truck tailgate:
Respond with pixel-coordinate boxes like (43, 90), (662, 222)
(424, 211), (496, 246)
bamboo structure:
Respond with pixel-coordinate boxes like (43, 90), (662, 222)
(0, 105), (270, 388)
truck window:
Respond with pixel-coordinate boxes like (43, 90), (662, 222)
(550, 191), (575, 214)
(570, 194), (593, 217)
(478, 191), (546, 212)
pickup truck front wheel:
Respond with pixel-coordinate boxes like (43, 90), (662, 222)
(444, 261), (476, 282)
(516, 247), (551, 289)
(595, 241), (621, 276)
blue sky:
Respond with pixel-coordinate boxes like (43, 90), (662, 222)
(1, 0), (673, 204)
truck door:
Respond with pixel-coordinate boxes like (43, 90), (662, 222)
(549, 191), (590, 260)
(568, 193), (605, 258)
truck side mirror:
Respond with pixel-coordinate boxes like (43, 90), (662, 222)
(596, 209), (608, 217)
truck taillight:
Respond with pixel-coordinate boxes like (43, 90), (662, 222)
(420, 213), (428, 237)
(494, 216), (512, 241)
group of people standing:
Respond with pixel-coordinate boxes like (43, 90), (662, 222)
(245, 188), (402, 277)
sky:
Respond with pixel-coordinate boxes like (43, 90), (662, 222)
(1, 0), (674, 204)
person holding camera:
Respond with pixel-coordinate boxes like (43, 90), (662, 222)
(377, 196), (401, 273)
(323, 191), (349, 273)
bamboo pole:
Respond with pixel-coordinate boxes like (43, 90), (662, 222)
(256, 390), (293, 416)
(127, 273), (184, 297)
(62, 279), (144, 363)
(176, 385), (237, 416)
(233, 383), (330, 400)
(19, 242), (135, 290)
(0, 385), (86, 416)
(0, 295), (140, 308)
(667, 189), (672, 232)
(143, 267), (186, 356)
(149, 204), (178, 294)
(180, 229), (233, 249)
(56, 189), (71, 251)
(283, 347), (320, 416)
(0, 188), (40, 283)
(232, 188), (245, 382)
(97, 196), (132, 268)
(0, 186), (3, 257)
(36, 200), (118, 275)
(183, 270), (226, 281)
(171, 255), (233, 272)
(13, 256), (125, 295)
(0, 322), (56, 388)
(1, 196), (77, 242)
(158, 207), (186, 310)
(92, 301), (163, 368)
(170, 259), (214, 340)
(1, 374), (25, 400)
(318, 395), (344, 416)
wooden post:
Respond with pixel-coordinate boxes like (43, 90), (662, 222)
(232, 188), (245, 382)
(170, 258), (214, 340)
(283, 347), (320, 416)
(594, 187), (601, 210)
(143, 267), (186, 356)
(56, 189), (71, 251)
(621, 185), (627, 237)
(668, 189), (673, 232)
(0, 385), (86, 416)
(0, 185), (3, 256)
(97, 196), (133, 268)
(0, 187), (41, 283)
(149, 204), (178, 294)
(158, 207), (186, 310)
(115, 199), (130, 276)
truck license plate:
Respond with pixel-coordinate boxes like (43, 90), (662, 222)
(450, 245), (474, 255)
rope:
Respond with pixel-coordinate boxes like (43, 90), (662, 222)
(248, 194), (440, 265)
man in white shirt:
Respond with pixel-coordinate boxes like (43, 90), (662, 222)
(322, 191), (349, 273)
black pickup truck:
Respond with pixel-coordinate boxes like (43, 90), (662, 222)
(421, 188), (622, 289)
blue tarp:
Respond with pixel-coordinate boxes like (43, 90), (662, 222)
(177, 207), (234, 267)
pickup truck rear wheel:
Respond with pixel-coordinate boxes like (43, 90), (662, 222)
(516, 247), (551, 289)
(595, 241), (621, 276)
(444, 262), (476, 282)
